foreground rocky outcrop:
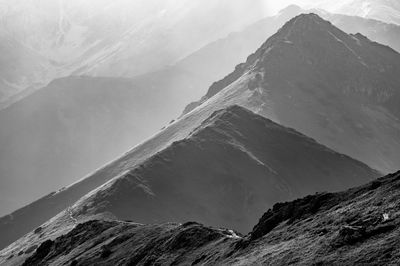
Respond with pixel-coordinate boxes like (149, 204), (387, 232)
(9, 171), (400, 265)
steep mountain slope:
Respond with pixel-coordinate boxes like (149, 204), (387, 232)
(2, 2), (399, 107)
(67, 105), (377, 230)
(1, 12), (396, 252)
(0, 105), (378, 260)
(176, 5), (400, 104)
(183, 13), (400, 174)
(283, 5), (400, 52)
(0, 72), (207, 216)
(2, 5), (399, 216)
(4, 171), (400, 266)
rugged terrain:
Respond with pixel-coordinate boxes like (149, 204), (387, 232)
(2, 6), (400, 217)
(184, 13), (400, 174)
(0, 3), (399, 265)
(64, 105), (377, 232)
(2, 12), (399, 252)
(0, 105), (378, 255)
(4, 170), (400, 265)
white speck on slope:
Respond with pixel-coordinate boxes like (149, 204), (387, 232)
(227, 230), (241, 239)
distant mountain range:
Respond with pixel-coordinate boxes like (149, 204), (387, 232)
(312, 0), (400, 25)
(0, 2), (400, 265)
(0, 0), (270, 106)
(1, 5), (400, 218)
(2, 13), (396, 256)
(1, 1), (399, 107)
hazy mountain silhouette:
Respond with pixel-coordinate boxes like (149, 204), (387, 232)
(0, 0), (270, 105)
(316, 0), (400, 25)
(0, 12), (397, 256)
(1, 6), (400, 217)
(0, 72), (209, 217)
(1, 3), (399, 107)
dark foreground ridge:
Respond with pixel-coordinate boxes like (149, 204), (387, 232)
(19, 171), (400, 265)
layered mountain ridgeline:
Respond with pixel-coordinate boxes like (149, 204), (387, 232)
(178, 4), (400, 102)
(2, 3), (400, 109)
(7, 171), (400, 266)
(65, 105), (378, 231)
(0, 6), (297, 216)
(320, 10), (400, 52)
(0, 0), (270, 105)
(317, 0), (400, 25)
(181, 4), (400, 114)
(183, 13), (400, 174)
(1, 13), (394, 252)
(0, 105), (378, 259)
(0, 68), (210, 217)
(2, 5), (400, 214)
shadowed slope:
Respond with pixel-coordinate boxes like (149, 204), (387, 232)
(0, 105), (378, 264)
(69, 105), (377, 233)
(2, 8), (400, 217)
(183, 13), (400, 174)
(2, 13), (396, 252)
(12, 171), (400, 266)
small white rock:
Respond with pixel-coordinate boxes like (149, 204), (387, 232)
(383, 213), (389, 221)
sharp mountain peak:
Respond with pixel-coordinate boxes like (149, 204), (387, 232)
(184, 11), (400, 175)
(263, 13), (362, 51)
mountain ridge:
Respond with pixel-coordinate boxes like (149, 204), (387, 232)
(182, 13), (400, 174)
(0, 105), (378, 261)
(68, 104), (377, 233)
(1, 12), (399, 255)
(8, 170), (400, 265)
(2, 5), (400, 216)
